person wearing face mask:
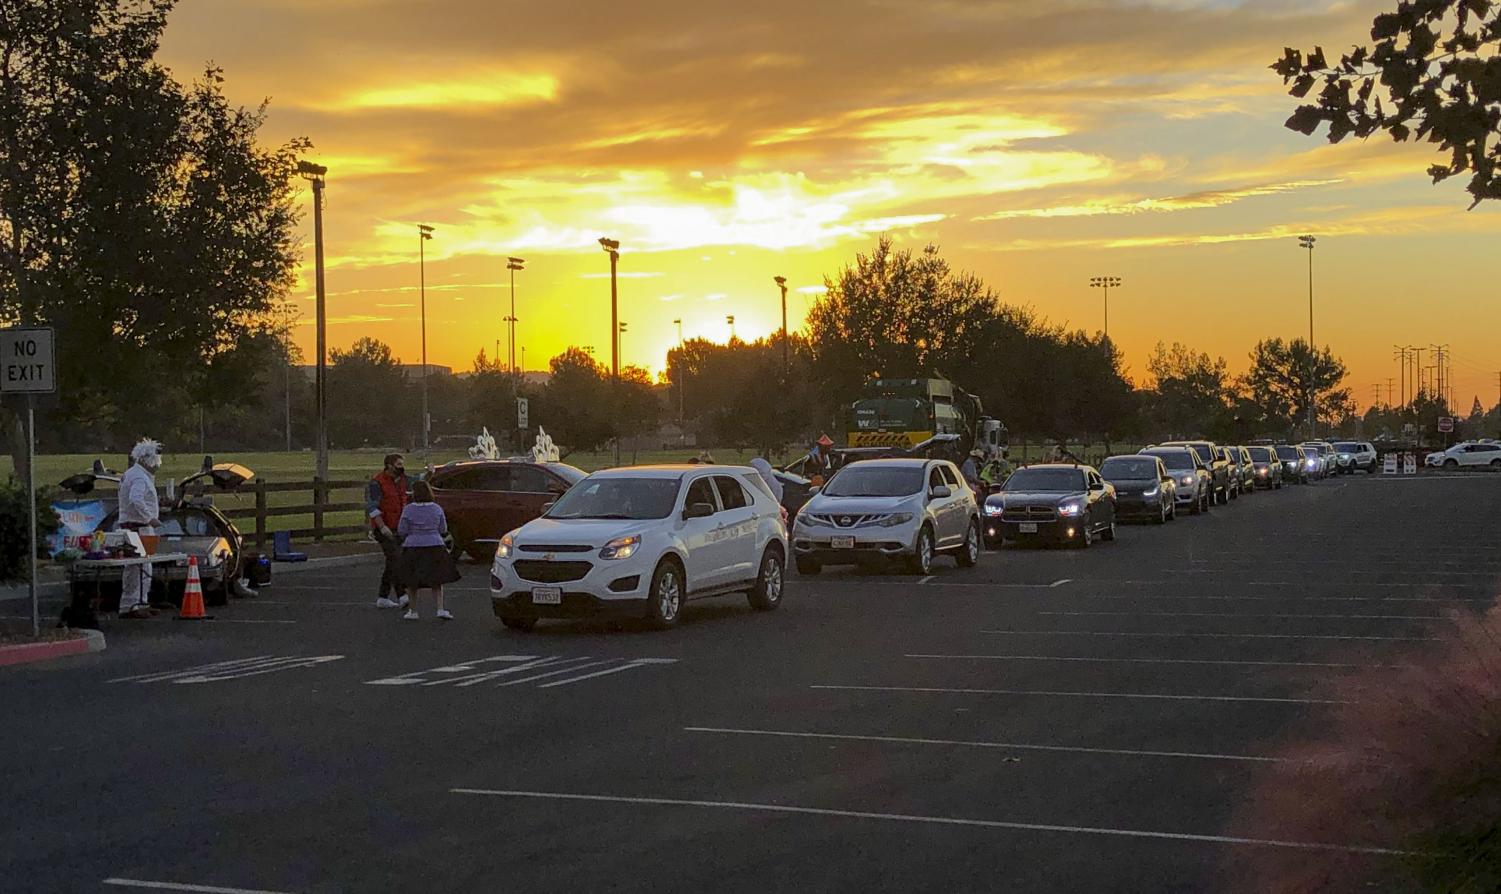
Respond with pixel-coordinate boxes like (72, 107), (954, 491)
(366, 453), (411, 610)
(117, 438), (164, 619)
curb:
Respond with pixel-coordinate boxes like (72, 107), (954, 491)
(0, 629), (105, 668)
(271, 552), (382, 575)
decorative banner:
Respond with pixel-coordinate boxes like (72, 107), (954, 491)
(50, 500), (109, 555)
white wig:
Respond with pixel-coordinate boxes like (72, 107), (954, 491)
(130, 438), (163, 469)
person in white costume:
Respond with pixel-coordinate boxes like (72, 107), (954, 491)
(117, 439), (163, 618)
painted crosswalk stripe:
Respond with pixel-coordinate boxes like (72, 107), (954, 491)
(109, 655), (343, 685)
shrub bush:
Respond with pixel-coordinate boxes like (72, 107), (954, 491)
(0, 478), (60, 583)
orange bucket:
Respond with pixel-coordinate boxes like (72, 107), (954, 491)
(138, 534), (160, 556)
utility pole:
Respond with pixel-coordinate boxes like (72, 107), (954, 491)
(1393, 346), (1408, 406)
(1298, 235), (1316, 436)
(1386, 378), (1395, 407)
(1089, 276), (1122, 340)
(1371, 384), (1382, 408)
(418, 224), (435, 455)
(1431, 344), (1449, 410)
(297, 161), (329, 482)
(774, 275), (789, 380)
(1413, 347), (1426, 398)
(599, 238), (621, 465)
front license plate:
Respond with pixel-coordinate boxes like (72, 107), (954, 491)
(1019, 523), (1039, 534)
(531, 586), (562, 605)
(830, 536), (856, 549)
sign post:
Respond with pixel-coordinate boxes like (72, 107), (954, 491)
(1, 327), (57, 637)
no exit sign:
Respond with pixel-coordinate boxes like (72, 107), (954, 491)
(0, 327), (56, 394)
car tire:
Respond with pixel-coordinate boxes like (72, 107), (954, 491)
(1076, 523), (1093, 549)
(1491, 459), (1501, 469)
(907, 525), (935, 574)
(795, 556), (822, 575)
(644, 559), (686, 630)
(1444, 459), (1459, 468)
(501, 616), (537, 632)
(956, 520), (981, 568)
(748, 547), (785, 611)
(1101, 520), (1116, 542)
(1189, 494), (1201, 515)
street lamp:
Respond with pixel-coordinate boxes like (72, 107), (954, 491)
(418, 224), (435, 454)
(672, 318), (684, 426)
(726, 314), (736, 341)
(1299, 234), (1316, 436)
(774, 275), (789, 378)
(506, 257), (525, 373)
(1088, 276), (1122, 340)
(296, 160), (329, 482)
(599, 237), (621, 464)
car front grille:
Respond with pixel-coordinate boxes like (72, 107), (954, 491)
(809, 514), (886, 528)
(511, 560), (593, 583)
(1002, 505), (1057, 522)
(518, 544), (593, 553)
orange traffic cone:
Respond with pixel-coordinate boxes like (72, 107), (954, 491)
(177, 556), (211, 620)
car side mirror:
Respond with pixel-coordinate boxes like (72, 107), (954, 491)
(929, 485), (951, 500)
(682, 502), (715, 520)
(541, 501), (556, 514)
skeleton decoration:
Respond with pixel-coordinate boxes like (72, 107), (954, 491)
(468, 428), (501, 460)
(130, 438), (164, 471)
(532, 428), (560, 463)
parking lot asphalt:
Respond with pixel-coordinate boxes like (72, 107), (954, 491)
(3, 473), (1499, 893)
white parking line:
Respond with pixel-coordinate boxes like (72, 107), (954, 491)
(217, 620), (297, 625)
(904, 654), (1403, 670)
(1036, 611), (1444, 620)
(1051, 593), (1490, 604)
(449, 788), (1409, 855)
(103, 877), (297, 893)
(979, 630), (1441, 642)
(1069, 579), (1486, 590)
(683, 726), (1280, 762)
(110, 655), (343, 685)
(810, 684), (1347, 705)
(1049, 579), (1073, 588)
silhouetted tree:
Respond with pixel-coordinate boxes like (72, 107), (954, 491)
(1244, 338), (1350, 435)
(327, 338), (413, 449)
(1145, 342), (1230, 438)
(1273, 0), (1501, 206)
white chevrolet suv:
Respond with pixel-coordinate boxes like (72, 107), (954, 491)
(490, 465), (788, 631)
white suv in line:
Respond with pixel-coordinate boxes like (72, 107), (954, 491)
(1332, 441), (1378, 474)
(1426, 441), (1501, 469)
(791, 458), (982, 575)
(490, 465), (788, 631)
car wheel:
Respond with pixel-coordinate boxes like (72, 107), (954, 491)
(1101, 519), (1116, 542)
(795, 556), (822, 575)
(1491, 459), (1501, 469)
(1076, 523), (1093, 549)
(645, 559), (685, 630)
(501, 616), (537, 632)
(748, 547), (785, 611)
(1444, 459), (1459, 468)
(1189, 494), (1201, 515)
(957, 519), (981, 568)
(907, 525), (935, 574)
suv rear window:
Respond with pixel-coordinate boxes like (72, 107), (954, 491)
(1334, 443), (1361, 452)
(1247, 447), (1272, 461)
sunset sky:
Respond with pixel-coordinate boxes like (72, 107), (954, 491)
(159, 0), (1499, 410)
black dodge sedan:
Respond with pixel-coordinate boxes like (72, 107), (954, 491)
(982, 464), (1116, 548)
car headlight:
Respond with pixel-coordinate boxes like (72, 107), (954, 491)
(1306, 460), (1318, 469)
(875, 512), (913, 528)
(1057, 501), (1084, 517)
(983, 503), (1003, 516)
(795, 511), (823, 527)
(1180, 475), (1194, 486)
(1257, 468), (1267, 475)
(599, 534), (641, 560)
(496, 530), (517, 560)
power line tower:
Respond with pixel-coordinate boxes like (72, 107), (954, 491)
(1386, 378), (1395, 407)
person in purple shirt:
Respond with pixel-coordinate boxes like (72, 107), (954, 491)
(397, 481), (462, 620)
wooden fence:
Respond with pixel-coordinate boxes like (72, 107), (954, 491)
(221, 478), (371, 548)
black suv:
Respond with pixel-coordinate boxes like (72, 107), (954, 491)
(1161, 441), (1231, 505)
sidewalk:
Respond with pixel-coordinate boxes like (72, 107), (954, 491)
(0, 539), (382, 604)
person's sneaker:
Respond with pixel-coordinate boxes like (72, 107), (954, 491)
(402, 609), (419, 620)
(435, 609), (453, 621)
(375, 597), (399, 609)
(397, 594), (411, 609)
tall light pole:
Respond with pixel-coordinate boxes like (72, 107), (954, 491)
(599, 237), (621, 465)
(418, 224), (435, 454)
(1088, 276), (1121, 340)
(618, 321), (628, 364)
(1299, 234), (1316, 436)
(297, 161), (329, 482)
(774, 275), (789, 378)
(726, 314), (736, 341)
(507, 257), (525, 373)
(672, 318), (684, 426)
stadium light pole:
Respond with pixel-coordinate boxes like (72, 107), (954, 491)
(599, 237), (621, 465)
(1299, 234), (1316, 437)
(296, 161), (329, 482)
(726, 314), (736, 341)
(672, 318), (684, 426)
(418, 224), (435, 454)
(506, 257), (525, 373)
(1088, 276), (1121, 341)
(774, 275), (789, 378)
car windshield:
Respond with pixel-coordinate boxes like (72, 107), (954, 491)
(545, 477), (679, 520)
(821, 466), (924, 498)
(1185, 444), (1213, 463)
(1334, 443), (1360, 452)
(1248, 447), (1273, 461)
(156, 510), (215, 537)
(1100, 458), (1158, 479)
(1145, 451), (1193, 471)
(1002, 469), (1085, 492)
(545, 463), (588, 485)
(1275, 447), (1300, 460)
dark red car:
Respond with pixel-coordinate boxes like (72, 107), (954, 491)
(427, 460), (586, 560)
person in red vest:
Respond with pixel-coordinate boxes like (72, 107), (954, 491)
(365, 453), (411, 609)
